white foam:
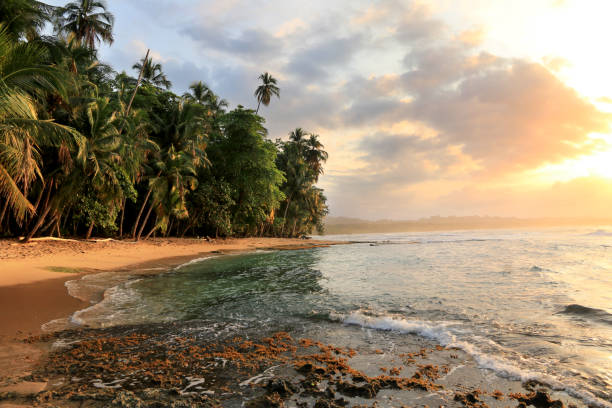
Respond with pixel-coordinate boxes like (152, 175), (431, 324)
(174, 255), (216, 270)
(341, 311), (612, 408)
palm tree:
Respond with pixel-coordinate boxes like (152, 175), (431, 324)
(54, 0), (114, 50)
(0, 25), (81, 224)
(183, 81), (210, 104)
(254, 72), (279, 114)
(132, 56), (172, 89)
(305, 133), (328, 182)
(0, 0), (54, 40)
(132, 100), (208, 240)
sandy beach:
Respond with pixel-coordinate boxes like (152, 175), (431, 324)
(0, 236), (601, 408)
(0, 237), (343, 404)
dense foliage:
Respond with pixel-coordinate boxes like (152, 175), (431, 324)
(0, 0), (328, 241)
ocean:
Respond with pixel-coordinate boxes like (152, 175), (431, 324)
(54, 228), (612, 406)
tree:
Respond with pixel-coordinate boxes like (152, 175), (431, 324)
(183, 81), (210, 104)
(0, 0), (54, 41)
(207, 106), (284, 235)
(254, 72), (279, 114)
(275, 128), (328, 237)
(0, 24), (81, 225)
(132, 56), (171, 90)
(54, 0), (114, 50)
(132, 99), (208, 240)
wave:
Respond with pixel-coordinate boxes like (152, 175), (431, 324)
(339, 311), (612, 408)
(174, 255), (217, 270)
(557, 304), (612, 325)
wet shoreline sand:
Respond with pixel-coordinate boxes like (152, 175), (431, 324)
(0, 237), (345, 406)
(2, 323), (588, 407)
(0, 237), (601, 407)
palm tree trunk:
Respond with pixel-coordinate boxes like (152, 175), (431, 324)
(280, 194), (292, 237)
(144, 215), (158, 240)
(22, 205), (51, 243)
(22, 179), (54, 243)
(0, 199), (9, 230)
(165, 217), (173, 238)
(118, 49), (150, 135)
(86, 220), (94, 240)
(55, 217), (61, 238)
(131, 185), (153, 239)
(119, 197), (126, 238)
(136, 203), (154, 241)
(24, 183), (46, 230)
(256, 100), (261, 114)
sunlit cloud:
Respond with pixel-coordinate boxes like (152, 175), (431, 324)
(90, 0), (612, 219)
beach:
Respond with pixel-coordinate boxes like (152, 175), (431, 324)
(0, 237), (342, 406)
(0, 230), (610, 408)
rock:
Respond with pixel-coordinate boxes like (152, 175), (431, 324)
(245, 392), (285, 408)
(511, 390), (564, 408)
(111, 390), (144, 408)
(266, 379), (297, 397)
(336, 380), (379, 398)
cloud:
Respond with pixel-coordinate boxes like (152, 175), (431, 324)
(97, 0), (612, 219)
(181, 25), (283, 61)
(286, 34), (365, 81)
(406, 61), (610, 172)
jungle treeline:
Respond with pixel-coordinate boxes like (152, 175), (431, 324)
(0, 0), (329, 242)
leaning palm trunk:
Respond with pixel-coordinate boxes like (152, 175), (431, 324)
(279, 194), (293, 237)
(144, 215), (158, 240)
(0, 199), (9, 230)
(131, 185), (153, 239)
(118, 198), (126, 238)
(85, 220), (94, 240)
(118, 49), (150, 135)
(21, 179), (54, 243)
(136, 203), (155, 241)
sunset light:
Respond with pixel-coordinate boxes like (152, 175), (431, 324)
(1, 2), (612, 407)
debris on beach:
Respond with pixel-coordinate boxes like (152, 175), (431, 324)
(0, 328), (574, 407)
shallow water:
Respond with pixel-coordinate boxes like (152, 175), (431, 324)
(63, 228), (612, 406)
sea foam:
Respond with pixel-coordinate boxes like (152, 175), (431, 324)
(341, 311), (612, 408)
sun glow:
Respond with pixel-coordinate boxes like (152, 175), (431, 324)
(530, 134), (612, 182)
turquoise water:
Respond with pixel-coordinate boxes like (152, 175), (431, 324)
(66, 228), (612, 406)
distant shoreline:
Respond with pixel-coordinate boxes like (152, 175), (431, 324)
(321, 216), (612, 235)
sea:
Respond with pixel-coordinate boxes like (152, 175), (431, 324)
(50, 228), (612, 406)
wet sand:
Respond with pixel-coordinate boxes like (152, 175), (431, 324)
(0, 237), (344, 406)
(0, 237), (594, 407)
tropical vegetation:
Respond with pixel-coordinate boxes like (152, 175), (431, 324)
(0, 0), (328, 242)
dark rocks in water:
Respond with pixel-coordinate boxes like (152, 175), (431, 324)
(336, 380), (379, 398)
(510, 390), (564, 408)
(314, 397), (349, 408)
(265, 379), (297, 398)
(454, 390), (488, 408)
(111, 391), (143, 408)
(245, 392), (285, 408)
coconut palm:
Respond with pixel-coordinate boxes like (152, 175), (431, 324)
(132, 100), (208, 240)
(132, 56), (171, 89)
(254, 72), (279, 114)
(0, 0), (54, 40)
(0, 25), (81, 224)
(183, 81), (210, 104)
(305, 133), (328, 182)
(54, 0), (114, 50)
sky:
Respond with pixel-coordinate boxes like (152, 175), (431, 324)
(50, 0), (612, 219)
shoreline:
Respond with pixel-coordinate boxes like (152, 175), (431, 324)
(0, 237), (346, 396)
(0, 237), (344, 336)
